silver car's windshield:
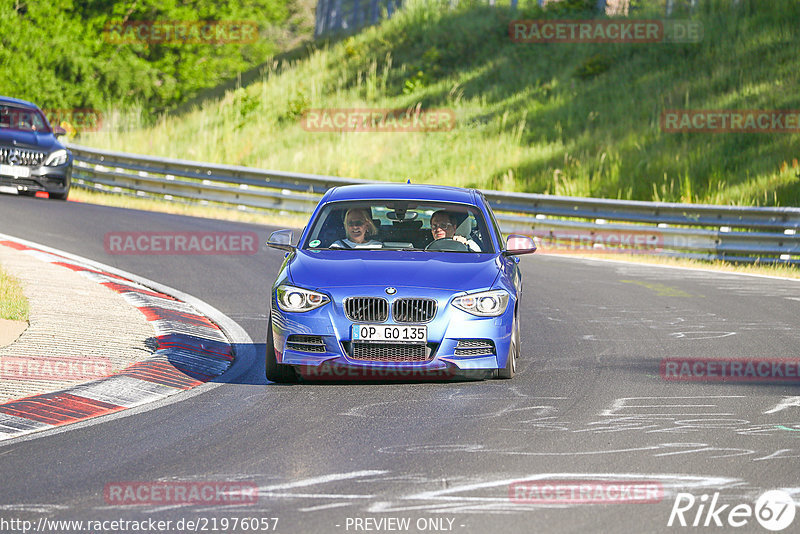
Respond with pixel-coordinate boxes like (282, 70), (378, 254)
(303, 200), (495, 253)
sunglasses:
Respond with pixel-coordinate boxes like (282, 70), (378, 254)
(431, 222), (454, 230)
(347, 220), (366, 227)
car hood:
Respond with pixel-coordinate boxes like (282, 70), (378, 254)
(288, 249), (500, 292)
(0, 130), (61, 151)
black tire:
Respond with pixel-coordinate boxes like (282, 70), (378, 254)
(50, 190), (68, 201)
(496, 315), (519, 379)
(266, 316), (298, 383)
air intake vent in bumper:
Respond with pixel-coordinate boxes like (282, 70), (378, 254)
(286, 335), (326, 353)
(454, 339), (495, 357)
(350, 342), (431, 362)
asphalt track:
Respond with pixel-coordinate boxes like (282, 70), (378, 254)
(1, 194), (799, 534)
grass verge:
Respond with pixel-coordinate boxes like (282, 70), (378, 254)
(0, 267), (29, 322)
(77, 0), (800, 206)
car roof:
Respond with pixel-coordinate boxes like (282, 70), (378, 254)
(0, 96), (40, 109)
(325, 183), (479, 204)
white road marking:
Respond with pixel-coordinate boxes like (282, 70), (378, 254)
(257, 470), (387, 492)
(764, 396), (800, 414)
(600, 396), (746, 417)
(300, 502), (353, 512)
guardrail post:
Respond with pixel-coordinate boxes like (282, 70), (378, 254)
(333, 0), (343, 32)
(315, 0), (328, 37)
(353, 0), (361, 29)
(370, 0), (380, 23)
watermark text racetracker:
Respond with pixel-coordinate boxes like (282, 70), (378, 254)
(104, 231), (259, 255)
(661, 358), (800, 383)
(0, 355), (111, 381)
(533, 229), (664, 254)
(104, 481), (258, 506)
(103, 20), (258, 45)
(661, 110), (800, 133)
(509, 479), (663, 504)
(509, 19), (702, 43)
(301, 108), (455, 132)
(296, 362), (460, 381)
(43, 109), (103, 132)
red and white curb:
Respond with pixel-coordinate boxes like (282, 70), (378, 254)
(0, 238), (236, 441)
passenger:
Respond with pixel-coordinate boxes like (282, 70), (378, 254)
(331, 208), (382, 248)
(429, 210), (481, 252)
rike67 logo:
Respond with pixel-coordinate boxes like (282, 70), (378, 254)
(668, 490), (796, 531)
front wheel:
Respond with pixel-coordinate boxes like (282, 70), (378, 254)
(496, 315), (518, 379)
(266, 316), (298, 383)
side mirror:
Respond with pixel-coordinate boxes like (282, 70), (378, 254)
(503, 234), (536, 256)
(53, 125), (67, 137)
(267, 229), (295, 252)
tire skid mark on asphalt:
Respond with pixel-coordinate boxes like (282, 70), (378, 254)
(341, 397), (567, 419)
(491, 395), (800, 438)
(365, 473), (741, 514)
(0, 239), (235, 442)
(0, 469), (775, 516)
(574, 303), (799, 342)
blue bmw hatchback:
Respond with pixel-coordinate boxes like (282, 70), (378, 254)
(266, 184), (536, 382)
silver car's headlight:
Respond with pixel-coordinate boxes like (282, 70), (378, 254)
(452, 289), (509, 317)
(276, 285), (329, 312)
(44, 149), (68, 167)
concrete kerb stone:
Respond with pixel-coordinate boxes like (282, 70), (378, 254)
(0, 238), (234, 441)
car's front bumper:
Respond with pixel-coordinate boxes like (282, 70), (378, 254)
(270, 287), (514, 380)
(0, 162), (72, 196)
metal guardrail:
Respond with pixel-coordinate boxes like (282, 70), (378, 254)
(68, 144), (800, 264)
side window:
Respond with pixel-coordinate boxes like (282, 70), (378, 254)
(306, 207), (345, 247)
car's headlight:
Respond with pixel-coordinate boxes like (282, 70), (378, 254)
(44, 149), (68, 167)
(276, 285), (330, 313)
(452, 289), (509, 317)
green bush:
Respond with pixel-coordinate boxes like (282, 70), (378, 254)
(0, 0), (300, 116)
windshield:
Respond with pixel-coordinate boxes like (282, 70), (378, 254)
(0, 105), (51, 133)
(303, 200), (495, 253)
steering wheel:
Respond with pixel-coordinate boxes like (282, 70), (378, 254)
(425, 238), (469, 252)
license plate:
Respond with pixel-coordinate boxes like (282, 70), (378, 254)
(352, 324), (427, 343)
(0, 165), (30, 178)
(0, 185), (18, 195)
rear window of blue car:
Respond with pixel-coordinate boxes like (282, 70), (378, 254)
(303, 201), (495, 253)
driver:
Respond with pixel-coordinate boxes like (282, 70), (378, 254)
(331, 208), (382, 248)
(429, 210), (481, 252)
